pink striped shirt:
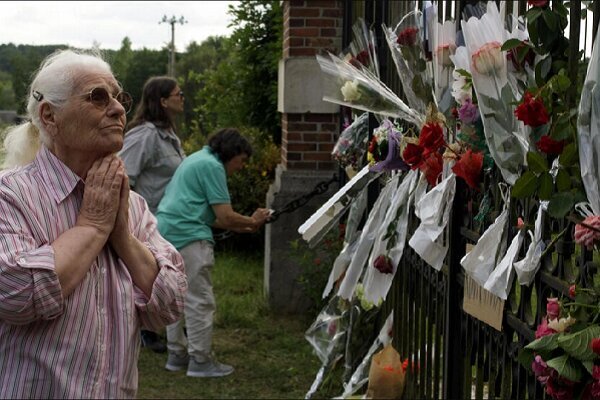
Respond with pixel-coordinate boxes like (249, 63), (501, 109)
(0, 146), (187, 398)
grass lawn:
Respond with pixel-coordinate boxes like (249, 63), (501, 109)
(137, 251), (323, 399)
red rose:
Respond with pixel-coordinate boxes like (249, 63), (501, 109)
(536, 135), (565, 155)
(350, 50), (370, 68)
(514, 92), (549, 127)
(528, 0), (548, 6)
(419, 123), (445, 154)
(568, 284), (576, 299)
(507, 41), (536, 70)
(452, 149), (483, 190)
(373, 255), (394, 274)
(591, 338), (600, 356)
(420, 152), (443, 187)
(402, 143), (424, 169)
(397, 27), (418, 47)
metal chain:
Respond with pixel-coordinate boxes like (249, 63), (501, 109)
(213, 174), (339, 241)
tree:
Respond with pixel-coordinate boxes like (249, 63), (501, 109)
(110, 37), (134, 84)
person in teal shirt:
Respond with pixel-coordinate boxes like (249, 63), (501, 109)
(157, 128), (270, 378)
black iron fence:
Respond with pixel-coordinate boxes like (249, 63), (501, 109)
(340, 1), (600, 398)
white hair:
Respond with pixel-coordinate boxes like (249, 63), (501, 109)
(2, 49), (113, 168)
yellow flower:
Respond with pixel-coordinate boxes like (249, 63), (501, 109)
(547, 316), (576, 333)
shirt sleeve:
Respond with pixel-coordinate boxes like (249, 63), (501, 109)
(0, 192), (64, 325)
(119, 125), (156, 189)
(127, 193), (187, 330)
(201, 161), (231, 205)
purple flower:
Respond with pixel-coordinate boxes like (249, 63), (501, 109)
(457, 99), (480, 124)
(369, 120), (409, 172)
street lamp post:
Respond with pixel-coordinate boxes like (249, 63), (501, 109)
(159, 15), (187, 77)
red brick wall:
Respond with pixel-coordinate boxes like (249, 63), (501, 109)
(281, 0), (343, 170)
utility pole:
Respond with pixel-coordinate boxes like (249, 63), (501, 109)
(159, 15), (187, 77)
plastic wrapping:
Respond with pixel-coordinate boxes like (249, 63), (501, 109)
(427, 12), (457, 112)
(368, 119), (409, 173)
(577, 25), (600, 216)
(337, 174), (401, 300)
(460, 1), (527, 185)
(316, 52), (424, 127)
(305, 295), (351, 365)
(514, 202), (547, 286)
(344, 18), (381, 80)
(332, 113), (370, 170)
(362, 169), (420, 304)
(461, 185), (510, 287)
(484, 229), (525, 300)
(408, 173), (456, 271)
(338, 312), (394, 399)
(382, 8), (435, 116)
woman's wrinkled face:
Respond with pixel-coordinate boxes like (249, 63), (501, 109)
(52, 68), (127, 158)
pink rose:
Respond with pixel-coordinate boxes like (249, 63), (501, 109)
(546, 298), (560, 320)
(574, 215), (600, 250)
(535, 318), (556, 339)
(457, 99), (480, 124)
(532, 355), (551, 384)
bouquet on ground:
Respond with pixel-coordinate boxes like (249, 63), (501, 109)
(519, 294), (600, 400)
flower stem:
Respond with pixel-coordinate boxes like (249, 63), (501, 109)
(540, 226), (569, 260)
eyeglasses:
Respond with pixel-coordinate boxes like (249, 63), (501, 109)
(168, 90), (184, 99)
(32, 87), (133, 114)
(84, 87), (133, 114)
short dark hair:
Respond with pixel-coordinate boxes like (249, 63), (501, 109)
(207, 128), (253, 164)
(126, 76), (178, 131)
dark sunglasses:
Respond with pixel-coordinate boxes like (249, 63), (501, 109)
(168, 90), (184, 99)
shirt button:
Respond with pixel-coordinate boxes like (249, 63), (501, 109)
(100, 344), (106, 352)
(100, 268), (106, 274)
(18, 257), (25, 263)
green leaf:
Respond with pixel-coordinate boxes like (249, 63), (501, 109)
(542, 9), (558, 30)
(559, 143), (578, 166)
(512, 171), (539, 198)
(546, 355), (584, 382)
(548, 191), (575, 218)
(527, 151), (549, 173)
(594, 272), (600, 290)
(555, 169), (571, 192)
(582, 360), (594, 375)
(501, 38), (523, 52)
(518, 348), (536, 370)
(525, 333), (560, 351)
(539, 172), (554, 200)
(526, 7), (543, 23)
(557, 325), (600, 361)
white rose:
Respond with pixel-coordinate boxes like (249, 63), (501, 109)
(547, 316), (576, 333)
(451, 72), (471, 105)
(341, 80), (362, 102)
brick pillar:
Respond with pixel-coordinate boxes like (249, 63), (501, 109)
(265, 0), (344, 314)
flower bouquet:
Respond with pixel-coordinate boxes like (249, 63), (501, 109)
(316, 51), (424, 127)
(343, 18), (380, 80)
(332, 112), (370, 170)
(367, 119), (409, 173)
(519, 295), (600, 399)
(461, 1), (529, 185)
(383, 8), (435, 116)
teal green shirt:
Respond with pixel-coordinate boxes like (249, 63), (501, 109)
(156, 146), (230, 249)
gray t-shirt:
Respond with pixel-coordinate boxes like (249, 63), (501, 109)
(119, 121), (185, 214)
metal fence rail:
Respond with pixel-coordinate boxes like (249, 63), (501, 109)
(342, 0), (600, 398)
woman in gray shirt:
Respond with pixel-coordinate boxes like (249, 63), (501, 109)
(119, 76), (186, 351)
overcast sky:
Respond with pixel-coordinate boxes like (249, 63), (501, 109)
(0, 1), (237, 51)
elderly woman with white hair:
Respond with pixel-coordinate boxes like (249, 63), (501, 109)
(0, 49), (187, 398)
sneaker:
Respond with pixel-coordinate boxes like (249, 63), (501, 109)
(186, 358), (234, 378)
(141, 330), (167, 354)
(165, 352), (190, 372)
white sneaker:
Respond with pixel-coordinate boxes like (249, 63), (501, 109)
(186, 357), (234, 378)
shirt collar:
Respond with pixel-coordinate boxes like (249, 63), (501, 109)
(34, 145), (83, 204)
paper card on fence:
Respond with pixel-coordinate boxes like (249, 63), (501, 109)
(298, 165), (380, 244)
(462, 274), (505, 332)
